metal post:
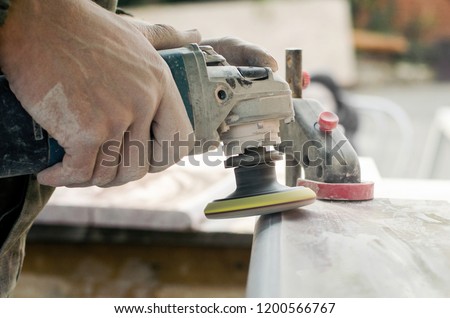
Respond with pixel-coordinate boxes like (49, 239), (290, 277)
(284, 49), (303, 186)
(285, 49), (303, 99)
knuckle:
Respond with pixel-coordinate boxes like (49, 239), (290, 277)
(107, 117), (130, 136)
(79, 130), (105, 148)
(98, 181), (122, 188)
(91, 175), (114, 187)
(223, 36), (241, 47)
(190, 30), (202, 43)
(130, 168), (148, 181)
(154, 24), (177, 36)
(114, 167), (148, 185)
(153, 24), (178, 43)
(70, 168), (93, 184)
(82, 123), (125, 149)
(148, 164), (169, 174)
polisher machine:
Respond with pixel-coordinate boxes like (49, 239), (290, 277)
(0, 44), (373, 219)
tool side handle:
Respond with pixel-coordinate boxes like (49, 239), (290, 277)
(0, 76), (63, 177)
(280, 98), (361, 186)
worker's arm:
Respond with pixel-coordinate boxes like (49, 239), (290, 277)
(0, 0), (277, 188)
(0, 0), (200, 187)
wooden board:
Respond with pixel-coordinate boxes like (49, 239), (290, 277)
(353, 29), (409, 54)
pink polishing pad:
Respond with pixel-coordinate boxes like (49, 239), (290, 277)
(297, 179), (374, 201)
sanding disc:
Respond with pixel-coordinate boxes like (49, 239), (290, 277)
(204, 186), (316, 219)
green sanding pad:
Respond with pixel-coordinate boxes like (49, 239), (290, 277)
(204, 186), (316, 219)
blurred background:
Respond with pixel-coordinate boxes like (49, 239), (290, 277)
(12, 0), (450, 297)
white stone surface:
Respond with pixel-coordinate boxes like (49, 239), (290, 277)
(248, 198), (450, 297)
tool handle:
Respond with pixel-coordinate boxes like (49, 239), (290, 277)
(0, 50), (195, 178)
(0, 76), (62, 177)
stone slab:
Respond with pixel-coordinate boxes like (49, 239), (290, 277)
(247, 198), (450, 297)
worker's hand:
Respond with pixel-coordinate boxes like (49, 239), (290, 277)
(122, 16), (201, 50)
(123, 18), (276, 70)
(0, 0), (200, 187)
(201, 37), (278, 71)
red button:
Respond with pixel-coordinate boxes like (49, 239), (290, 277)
(318, 111), (339, 131)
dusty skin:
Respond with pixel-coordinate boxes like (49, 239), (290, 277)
(0, 0), (198, 187)
(0, 0), (278, 188)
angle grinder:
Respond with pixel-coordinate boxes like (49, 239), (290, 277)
(0, 44), (317, 219)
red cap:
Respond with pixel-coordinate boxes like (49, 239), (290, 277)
(318, 111), (339, 132)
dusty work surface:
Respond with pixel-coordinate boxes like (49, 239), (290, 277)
(248, 198), (450, 297)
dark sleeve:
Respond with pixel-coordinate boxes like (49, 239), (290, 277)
(0, 0), (10, 26)
(0, 176), (54, 297)
(0, 176), (28, 246)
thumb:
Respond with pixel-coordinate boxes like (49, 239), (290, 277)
(125, 18), (201, 50)
(201, 37), (278, 72)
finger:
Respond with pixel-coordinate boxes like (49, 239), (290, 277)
(147, 24), (201, 50)
(102, 125), (150, 187)
(148, 73), (194, 173)
(37, 144), (98, 187)
(202, 37), (278, 71)
(124, 17), (201, 50)
(65, 134), (123, 188)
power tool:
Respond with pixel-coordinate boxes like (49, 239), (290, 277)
(0, 44), (373, 219)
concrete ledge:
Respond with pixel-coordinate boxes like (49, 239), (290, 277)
(37, 205), (192, 232)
